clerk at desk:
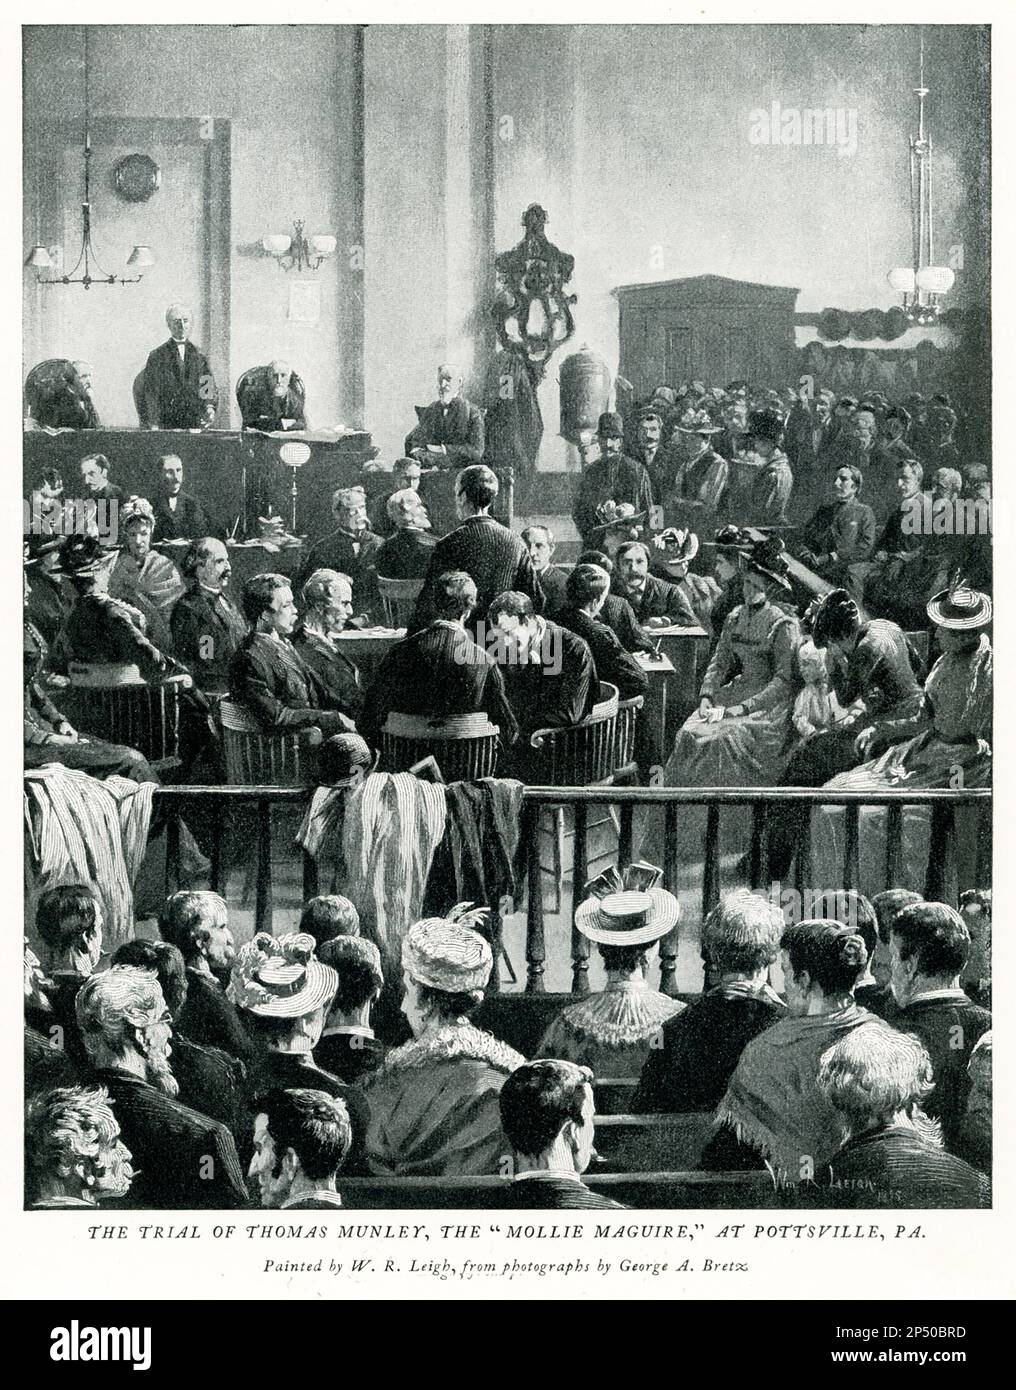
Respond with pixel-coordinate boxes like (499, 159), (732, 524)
(405, 363), (485, 467)
(143, 303), (219, 430)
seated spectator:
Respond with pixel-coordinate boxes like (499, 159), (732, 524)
(521, 525), (568, 615)
(75, 967), (248, 1208)
(359, 571), (518, 751)
(871, 887), (923, 984)
(809, 890), (890, 1018)
(34, 884), (103, 1068)
(705, 918), (881, 1181)
(412, 465), (543, 631)
(170, 539), (247, 697)
(26, 359), (100, 430)
(238, 359), (308, 432)
(572, 412), (654, 550)
(293, 570), (363, 723)
(25, 942), (77, 1096)
(249, 1088), (351, 1209)
(405, 363), (485, 466)
(364, 910), (524, 1176)
(109, 497), (185, 654)
(651, 528), (720, 633)
(500, 1060), (625, 1210)
(574, 551), (654, 654)
(26, 466), (70, 537)
(297, 486), (382, 620)
(229, 573), (355, 735)
(488, 591), (597, 752)
(316, 936), (387, 1084)
(555, 564), (648, 702)
(815, 1026), (989, 1208)
(701, 525), (751, 638)
(25, 1085), (134, 1209)
(796, 464), (876, 597)
(24, 532), (73, 649)
(610, 541), (698, 628)
(299, 895), (361, 951)
(371, 458), (426, 537)
(56, 535), (168, 684)
(887, 901), (991, 1150)
(112, 937), (247, 1137)
(76, 453), (124, 515)
(634, 889), (785, 1113)
(227, 931), (369, 1170)
(158, 891), (250, 1060)
(535, 876), (682, 1078)
(152, 455), (214, 543)
(374, 490), (437, 579)
(959, 888), (991, 1008)
(956, 1031), (991, 1175)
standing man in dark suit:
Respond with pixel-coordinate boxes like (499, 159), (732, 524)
(411, 465), (543, 632)
(499, 1060), (625, 1209)
(248, 1089), (351, 1209)
(572, 412), (655, 549)
(229, 573), (356, 734)
(75, 967), (249, 1209)
(610, 540), (698, 627)
(374, 489), (438, 580)
(170, 538), (247, 697)
(359, 571), (518, 750)
(405, 363), (485, 467)
(152, 455), (214, 542)
(143, 303), (219, 430)
(297, 486), (382, 621)
(630, 407), (673, 504)
(888, 902), (992, 1151)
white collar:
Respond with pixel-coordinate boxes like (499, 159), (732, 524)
(904, 988), (971, 1007)
(281, 1190), (343, 1208)
(322, 1024), (374, 1040)
(512, 1169), (582, 1184)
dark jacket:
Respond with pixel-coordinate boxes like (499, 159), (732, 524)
(829, 619), (923, 720)
(573, 455), (655, 545)
(359, 621), (519, 750)
(817, 1125), (990, 1209)
(170, 584), (248, 695)
(89, 1067), (248, 1209)
(178, 967), (254, 1061)
(498, 621), (597, 743)
(153, 493), (214, 543)
(405, 397), (485, 465)
(61, 592), (166, 682)
(243, 1050), (370, 1176)
(600, 594), (655, 654)
(33, 386), (100, 430)
(297, 529), (382, 619)
(556, 606), (649, 701)
(411, 515), (544, 631)
(375, 528), (438, 580)
(144, 339), (219, 430)
(633, 986), (786, 1114)
(228, 631), (348, 734)
(800, 497), (877, 567)
(292, 627), (363, 720)
(504, 1175), (625, 1209)
(239, 384), (306, 432)
(535, 565), (569, 616)
(610, 573), (698, 627)
(315, 1030), (387, 1087)
(893, 994), (992, 1149)
(25, 569), (74, 649)
(170, 1035), (248, 1139)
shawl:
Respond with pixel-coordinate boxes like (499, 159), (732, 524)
(535, 981), (685, 1080)
(364, 1021), (524, 1177)
(925, 634), (992, 744)
(24, 767), (155, 949)
(296, 772), (446, 982)
(715, 1003), (880, 1183)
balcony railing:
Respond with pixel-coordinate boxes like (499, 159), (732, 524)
(154, 784), (992, 995)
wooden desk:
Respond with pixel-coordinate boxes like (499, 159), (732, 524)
(634, 649), (675, 768)
(641, 625), (710, 741)
(24, 426), (376, 544)
(331, 626), (405, 682)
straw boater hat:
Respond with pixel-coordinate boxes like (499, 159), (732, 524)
(402, 907), (493, 994)
(926, 586), (992, 631)
(227, 932), (337, 1018)
(675, 407), (722, 436)
(575, 864), (680, 947)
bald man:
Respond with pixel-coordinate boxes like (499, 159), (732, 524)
(239, 359), (308, 432)
(143, 303), (219, 429)
(404, 363), (485, 467)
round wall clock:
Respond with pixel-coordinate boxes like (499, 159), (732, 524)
(112, 154), (161, 203)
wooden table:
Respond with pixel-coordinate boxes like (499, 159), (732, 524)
(640, 625), (710, 741)
(634, 649), (675, 773)
(331, 626), (406, 682)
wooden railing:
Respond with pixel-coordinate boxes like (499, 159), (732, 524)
(155, 784), (991, 995)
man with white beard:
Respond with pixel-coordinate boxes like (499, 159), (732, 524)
(75, 967), (248, 1208)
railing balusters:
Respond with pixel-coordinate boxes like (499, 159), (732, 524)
(702, 804), (721, 918)
(571, 803), (590, 994)
(749, 799), (766, 888)
(885, 802), (903, 886)
(210, 817), (223, 894)
(165, 808), (181, 897)
(302, 848), (319, 902)
(925, 803), (954, 901)
(843, 804), (860, 892)
(618, 803), (633, 869)
(256, 798), (272, 934)
(660, 802), (679, 996)
(524, 802), (545, 993)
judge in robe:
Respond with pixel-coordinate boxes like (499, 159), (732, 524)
(405, 363), (485, 467)
(170, 539), (248, 697)
(238, 359), (308, 432)
(297, 486), (382, 621)
(143, 304), (218, 430)
(572, 412), (655, 550)
(293, 570), (364, 723)
(108, 498), (186, 656)
(152, 455), (214, 542)
(374, 489), (438, 580)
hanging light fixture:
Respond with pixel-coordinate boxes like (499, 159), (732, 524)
(30, 26), (154, 289)
(261, 220), (337, 272)
(886, 33), (954, 326)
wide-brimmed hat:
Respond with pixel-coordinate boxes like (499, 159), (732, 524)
(402, 907), (493, 993)
(649, 386), (677, 408)
(811, 587), (860, 647)
(926, 586), (992, 631)
(675, 407), (721, 435)
(704, 524), (752, 554)
(50, 534), (119, 578)
(653, 527), (699, 568)
(596, 411), (624, 440)
(228, 932), (337, 1018)
(743, 536), (792, 591)
(591, 500), (645, 534)
(746, 407), (784, 444)
(24, 533), (63, 565)
(576, 887), (680, 947)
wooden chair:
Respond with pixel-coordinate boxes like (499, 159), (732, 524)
(236, 365), (307, 429)
(336, 1170), (778, 1210)
(380, 712), (500, 782)
(613, 694), (645, 780)
(218, 699), (322, 786)
(593, 1077), (640, 1116)
(377, 575), (423, 629)
(592, 1113), (715, 1172)
(132, 369), (151, 428)
(60, 676), (188, 776)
